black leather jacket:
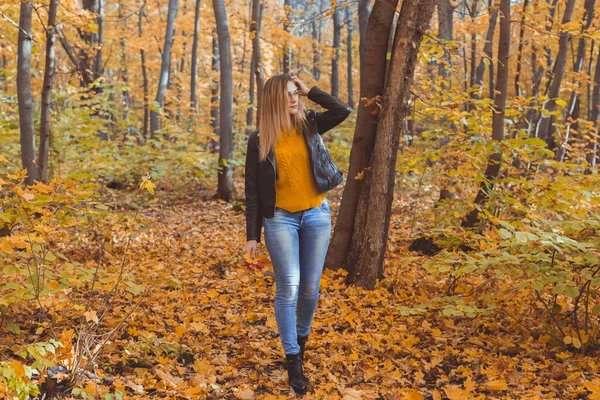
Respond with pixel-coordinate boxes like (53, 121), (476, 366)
(245, 86), (351, 242)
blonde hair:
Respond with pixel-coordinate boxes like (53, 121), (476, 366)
(258, 74), (307, 161)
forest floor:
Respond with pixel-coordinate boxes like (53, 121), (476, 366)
(3, 184), (600, 399)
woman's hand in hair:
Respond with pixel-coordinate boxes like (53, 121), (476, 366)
(246, 240), (257, 260)
(291, 76), (310, 97)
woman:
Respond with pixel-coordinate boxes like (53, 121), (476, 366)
(245, 74), (351, 395)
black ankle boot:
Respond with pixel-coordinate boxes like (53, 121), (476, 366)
(297, 335), (308, 362)
(285, 353), (306, 395)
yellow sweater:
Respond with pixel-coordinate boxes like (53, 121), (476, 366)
(274, 129), (326, 212)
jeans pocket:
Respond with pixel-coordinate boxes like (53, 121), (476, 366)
(319, 199), (330, 213)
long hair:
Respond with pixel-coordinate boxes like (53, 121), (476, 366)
(258, 74), (307, 161)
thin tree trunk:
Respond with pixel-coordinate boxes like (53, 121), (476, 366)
(515, 0), (530, 97)
(586, 46), (600, 167)
(38, 0), (58, 182)
(246, 56), (255, 136)
(331, 6), (341, 98)
(345, 0), (437, 289)
(18, 0), (38, 185)
(474, 1), (498, 97)
(463, 0), (511, 228)
(346, 6), (354, 109)
(95, 0), (104, 79)
(468, 0), (478, 91)
(211, 31), (220, 144)
(283, 0), (292, 73)
(150, 0), (179, 137)
(535, 0), (577, 147)
(139, 3), (149, 140)
(312, 15), (320, 80)
(190, 0), (201, 111)
(213, 0), (233, 201)
(250, 0), (264, 128)
(555, 0), (595, 162)
(437, 0), (455, 87)
(325, 0), (400, 271)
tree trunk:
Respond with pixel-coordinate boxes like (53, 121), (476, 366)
(586, 46), (600, 167)
(246, 56), (255, 136)
(555, 0), (595, 162)
(283, 0), (292, 73)
(474, 1), (498, 97)
(211, 31), (220, 145)
(346, 6), (354, 109)
(437, 0), (455, 86)
(468, 0), (478, 91)
(213, 0), (234, 201)
(251, 0), (264, 126)
(38, 0), (58, 182)
(325, 0), (400, 271)
(18, 0), (38, 185)
(463, 0), (511, 228)
(139, 3), (149, 140)
(535, 0), (576, 147)
(150, 0), (179, 137)
(515, 0), (530, 98)
(331, 6), (341, 98)
(357, 0), (371, 71)
(345, 0), (437, 289)
(190, 0), (201, 111)
(312, 15), (320, 80)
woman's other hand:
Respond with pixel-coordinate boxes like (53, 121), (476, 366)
(291, 75), (310, 96)
(246, 240), (257, 260)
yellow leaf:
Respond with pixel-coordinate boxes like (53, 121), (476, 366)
(484, 379), (508, 391)
(235, 388), (255, 399)
(139, 176), (156, 195)
(10, 360), (25, 379)
(176, 325), (186, 339)
(584, 378), (600, 400)
(84, 310), (99, 323)
(207, 289), (219, 298)
(249, 31), (256, 40)
(444, 385), (470, 400)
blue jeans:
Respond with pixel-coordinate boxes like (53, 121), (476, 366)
(264, 198), (332, 355)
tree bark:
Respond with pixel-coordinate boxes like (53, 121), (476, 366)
(586, 46), (600, 167)
(535, 0), (577, 147)
(345, 0), (437, 289)
(139, 3), (149, 140)
(283, 0), (292, 73)
(346, 6), (354, 109)
(150, 0), (179, 137)
(555, 0), (595, 162)
(437, 0), (455, 86)
(463, 0), (511, 228)
(251, 0), (264, 126)
(514, 0), (529, 98)
(331, 6), (341, 98)
(312, 14), (320, 80)
(18, 0), (38, 185)
(325, 0), (400, 271)
(213, 0), (234, 201)
(190, 0), (201, 111)
(38, 0), (58, 182)
(474, 1), (498, 97)
(357, 0), (371, 71)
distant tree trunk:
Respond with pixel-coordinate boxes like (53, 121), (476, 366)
(346, 6), (354, 109)
(331, 6), (341, 98)
(345, 0), (437, 289)
(463, 0), (510, 228)
(587, 48), (600, 167)
(150, 0), (179, 137)
(38, 0), (58, 182)
(213, 0), (234, 201)
(468, 0), (478, 91)
(325, 0), (400, 271)
(514, 0), (529, 98)
(312, 16), (320, 80)
(95, 0), (104, 79)
(283, 0), (292, 73)
(246, 56), (256, 135)
(190, 0), (201, 111)
(211, 31), (220, 144)
(437, 0), (455, 86)
(251, 0), (264, 126)
(535, 0), (576, 148)
(357, 0), (371, 70)
(555, 0), (595, 162)
(18, 0), (38, 185)
(139, 3), (149, 140)
(474, 1), (498, 97)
